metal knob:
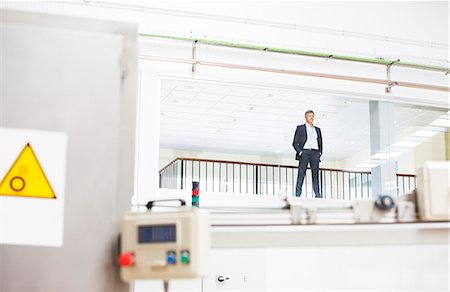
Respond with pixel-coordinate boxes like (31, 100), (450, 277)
(217, 275), (229, 283)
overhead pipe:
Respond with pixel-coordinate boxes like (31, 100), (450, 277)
(140, 55), (450, 93)
(140, 33), (450, 74)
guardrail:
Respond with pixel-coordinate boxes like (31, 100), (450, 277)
(159, 158), (416, 199)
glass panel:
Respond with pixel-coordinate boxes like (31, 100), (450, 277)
(155, 78), (449, 209)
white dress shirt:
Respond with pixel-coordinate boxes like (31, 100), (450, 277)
(304, 123), (319, 150)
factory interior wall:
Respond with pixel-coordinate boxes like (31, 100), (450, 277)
(0, 4), (447, 292)
(446, 132), (450, 160)
(397, 132), (448, 174)
(301, 131), (448, 175)
(338, 148), (370, 172)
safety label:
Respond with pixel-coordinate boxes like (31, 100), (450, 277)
(0, 127), (67, 246)
(0, 143), (57, 199)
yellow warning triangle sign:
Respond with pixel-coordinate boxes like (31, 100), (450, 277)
(0, 143), (56, 199)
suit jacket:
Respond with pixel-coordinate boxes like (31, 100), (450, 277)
(292, 124), (323, 161)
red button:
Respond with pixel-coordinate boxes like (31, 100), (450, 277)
(118, 252), (134, 267)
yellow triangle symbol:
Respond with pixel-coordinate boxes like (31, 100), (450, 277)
(0, 143), (56, 199)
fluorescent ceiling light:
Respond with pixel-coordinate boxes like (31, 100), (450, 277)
(413, 130), (439, 138)
(371, 152), (401, 159)
(392, 141), (421, 148)
(357, 163), (379, 168)
(430, 118), (450, 127)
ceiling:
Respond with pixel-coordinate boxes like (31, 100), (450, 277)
(159, 78), (447, 161)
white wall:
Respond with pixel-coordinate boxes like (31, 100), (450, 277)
(446, 133), (450, 160)
(397, 132), (448, 173)
(338, 132), (448, 174)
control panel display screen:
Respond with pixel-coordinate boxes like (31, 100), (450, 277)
(138, 224), (176, 243)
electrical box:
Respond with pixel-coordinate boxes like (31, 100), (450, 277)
(416, 161), (450, 221)
(118, 207), (210, 281)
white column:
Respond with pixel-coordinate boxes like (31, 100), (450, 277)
(133, 71), (161, 205)
(369, 101), (398, 197)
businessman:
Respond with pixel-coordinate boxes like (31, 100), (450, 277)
(292, 110), (323, 198)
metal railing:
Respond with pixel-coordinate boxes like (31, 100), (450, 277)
(396, 173), (416, 197)
(159, 158), (416, 199)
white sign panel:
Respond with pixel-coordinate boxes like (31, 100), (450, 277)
(0, 127), (67, 246)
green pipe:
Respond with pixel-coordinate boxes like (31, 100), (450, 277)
(140, 33), (449, 73)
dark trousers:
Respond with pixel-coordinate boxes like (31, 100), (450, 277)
(295, 149), (321, 198)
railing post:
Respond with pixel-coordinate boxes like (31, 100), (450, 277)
(180, 159), (184, 190)
(233, 163), (235, 193)
(255, 165), (259, 195)
(266, 166), (268, 195)
(205, 161), (208, 192)
(278, 166), (281, 196)
(225, 163), (228, 192)
(246, 164), (248, 194)
(273, 166), (276, 196)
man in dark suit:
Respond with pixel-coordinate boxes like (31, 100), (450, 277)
(292, 110), (323, 197)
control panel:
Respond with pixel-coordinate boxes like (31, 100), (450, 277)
(416, 161), (450, 221)
(118, 207), (210, 281)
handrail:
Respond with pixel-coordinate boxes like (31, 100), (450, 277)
(159, 157), (397, 175)
(396, 173), (416, 177)
(159, 157), (416, 198)
(159, 157), (179, 173)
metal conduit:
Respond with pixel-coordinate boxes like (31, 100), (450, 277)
(140, 55), (450, 92)
(140, 33), (450, 74)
